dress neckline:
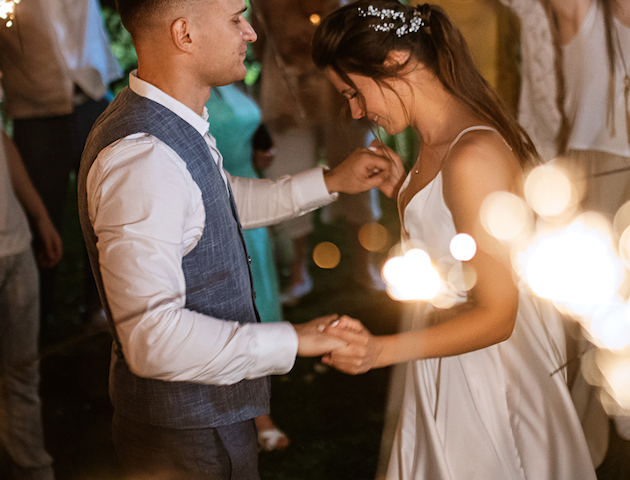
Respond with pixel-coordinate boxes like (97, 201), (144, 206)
(398, 126), (501, 235)
(399, 126), (500, 202)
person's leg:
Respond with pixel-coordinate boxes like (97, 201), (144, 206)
(264, 127), (318, 304)
(113, 412), (260, 480)
(0, 250), (54, 480)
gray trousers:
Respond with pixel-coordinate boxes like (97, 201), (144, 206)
(0, 249), (54, 480)
(113, 413), (260, 480)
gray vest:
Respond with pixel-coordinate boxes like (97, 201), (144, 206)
(78, 87), (269, 429)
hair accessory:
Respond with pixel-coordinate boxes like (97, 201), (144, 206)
(357, 5), (425, 37)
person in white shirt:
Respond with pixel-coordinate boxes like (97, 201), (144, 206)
(77, 0), (397, 478)
(0, 0), (123, 325)
(0, 74), (62, 480)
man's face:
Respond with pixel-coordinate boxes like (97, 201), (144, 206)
(192, 0), (256, 87)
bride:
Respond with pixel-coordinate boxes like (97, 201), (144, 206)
(312, 1), (597, 479)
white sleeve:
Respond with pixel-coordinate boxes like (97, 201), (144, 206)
(86, 134), (298, 385)
(228, 167), (338, 230)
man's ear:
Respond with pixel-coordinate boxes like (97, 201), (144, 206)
(383, 50), (411, 68)
(171, 18), (194, 52)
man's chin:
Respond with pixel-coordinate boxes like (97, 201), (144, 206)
(213, 68), (247, 87)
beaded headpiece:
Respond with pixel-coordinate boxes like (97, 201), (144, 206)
(357, 5), (426, 37)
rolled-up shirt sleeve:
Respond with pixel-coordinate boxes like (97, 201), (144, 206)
(228, 167), (338, 230)
(87, 134), (298, 385)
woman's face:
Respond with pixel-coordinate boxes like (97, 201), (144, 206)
(325, 68), (410, 135)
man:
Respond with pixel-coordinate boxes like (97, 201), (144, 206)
(77, 0), (393, 478)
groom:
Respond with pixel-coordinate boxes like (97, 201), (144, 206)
(77, 0), (392, 478)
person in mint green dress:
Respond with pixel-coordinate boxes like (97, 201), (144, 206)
(206, 84), (289, 451)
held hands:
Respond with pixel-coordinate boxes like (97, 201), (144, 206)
(366, 140), (406, 199)
(321, 316), (384, 375)
(323, 140), (406, 198)
(294, 315), (347, 357)
(294, 314), (384, 375)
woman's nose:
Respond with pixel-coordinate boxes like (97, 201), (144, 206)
(349, 99), (365, 120)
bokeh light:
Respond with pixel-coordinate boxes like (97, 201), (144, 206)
(309, 13), (321, 25)
(524, 217), (622, 313)
(524, 164), (577, 217)
(312, 241), (341, 269)
(447, 263), (477, 292)
(382, 248), (442, 301)
(597, 353), (630, 410)
(480, 191), (532, 242)
(0, 0), (18, 27)
(358, 222), (389, 252)
(614, 201), (630, 268)
(449, 233), (476, 261)
(588, 300), (630, 351)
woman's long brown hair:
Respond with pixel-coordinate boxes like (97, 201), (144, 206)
(312, 0), (540, 168)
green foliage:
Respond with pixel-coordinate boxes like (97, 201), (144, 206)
(100, 4), (262, 91)
(101, 6), (137, 94)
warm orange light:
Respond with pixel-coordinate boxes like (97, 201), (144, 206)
(312, 241), (341, 269)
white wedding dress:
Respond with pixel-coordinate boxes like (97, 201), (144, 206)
(385, 127), (597, 480)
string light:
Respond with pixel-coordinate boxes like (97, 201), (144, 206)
(0, 0), (19, 28)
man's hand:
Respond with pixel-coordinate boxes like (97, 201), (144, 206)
(323, 140), (407, 197)
(320, 315), (384, 375)
(366, 140), (407, 199)
(323, 145), (394, 194)
(294, 315), (347, 357)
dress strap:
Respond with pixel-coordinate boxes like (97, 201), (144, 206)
(448, 126), (500, 152)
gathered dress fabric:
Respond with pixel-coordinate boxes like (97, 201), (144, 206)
(385, 127), (597, 480)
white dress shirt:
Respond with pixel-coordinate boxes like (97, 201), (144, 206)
(87, 73), (337, 385)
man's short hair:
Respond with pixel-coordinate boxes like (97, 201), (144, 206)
(115, 0), (173, 38)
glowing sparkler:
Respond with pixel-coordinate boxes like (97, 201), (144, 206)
(382, 248), (442, 301)
(0, 0), (18, 28)
(377, 160), (630, 415)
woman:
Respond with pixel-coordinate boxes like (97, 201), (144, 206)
(312, 2), (597, 478)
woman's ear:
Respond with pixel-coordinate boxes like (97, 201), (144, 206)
(383, 50), (411, 68)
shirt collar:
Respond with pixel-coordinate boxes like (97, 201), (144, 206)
(128, 70), (210, 137)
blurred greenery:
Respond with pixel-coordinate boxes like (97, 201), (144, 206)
(101, 3), (262, 93)
(101, 7), (136, 94)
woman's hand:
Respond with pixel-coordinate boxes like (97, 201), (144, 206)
(252, 148), (275, 171)
(321, 315), (384, 375)
(294, 315), (347, 357)
(367, 140), (406, 198)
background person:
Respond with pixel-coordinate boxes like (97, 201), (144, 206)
(0, 77), (62, 480)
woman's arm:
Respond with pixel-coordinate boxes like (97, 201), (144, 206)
(3, 131), (62, 267)
(323, 133), (523, 374)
